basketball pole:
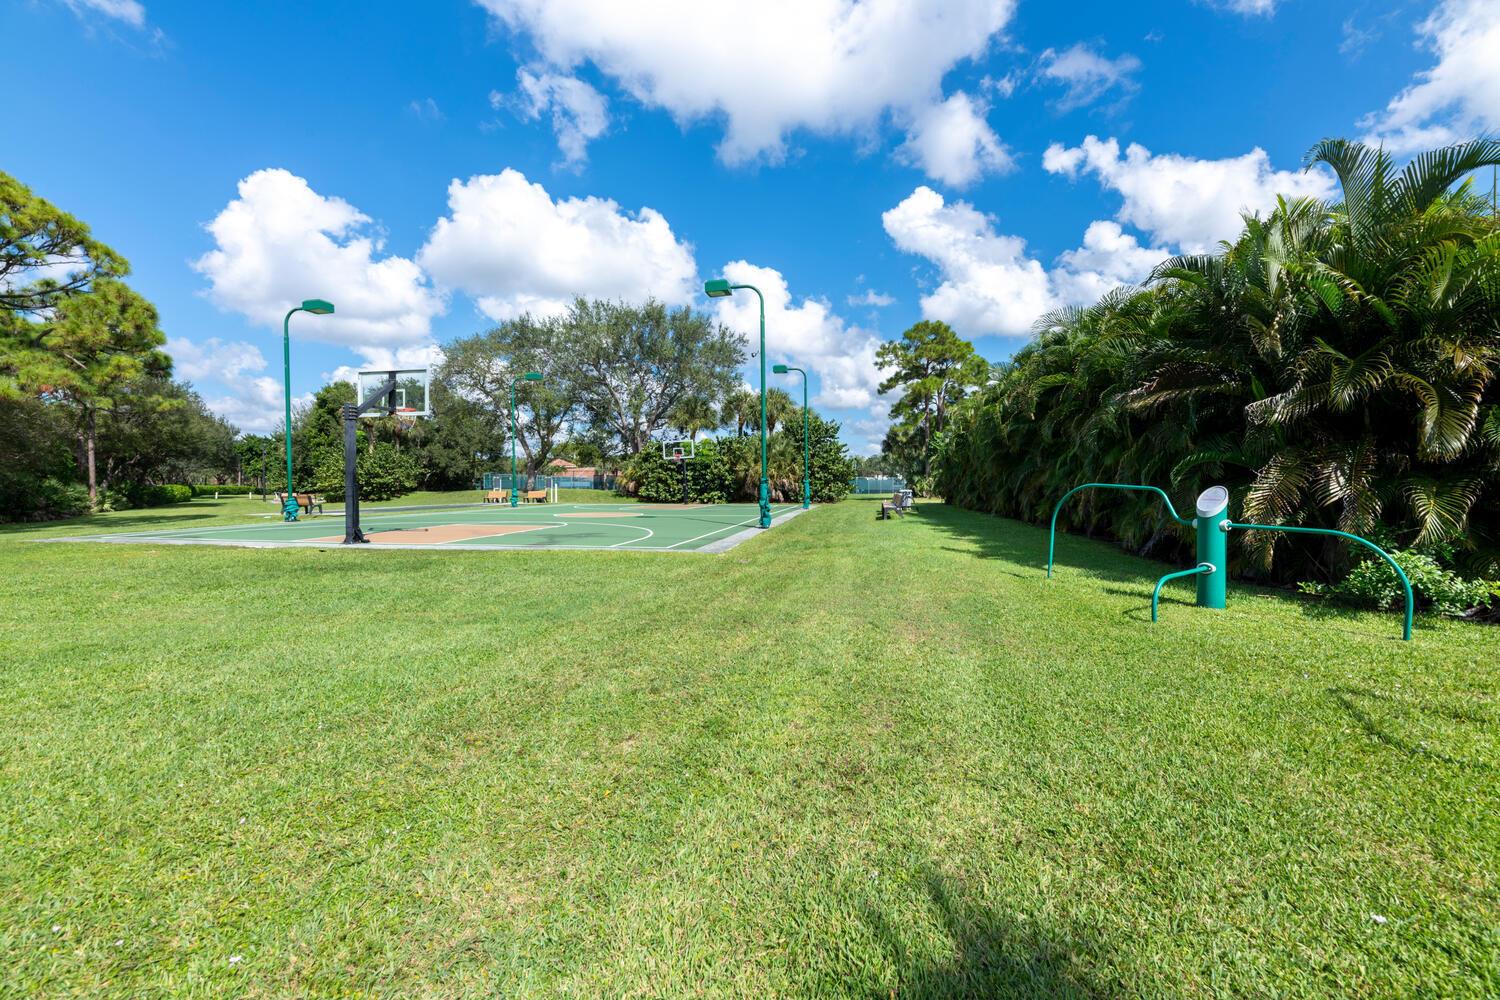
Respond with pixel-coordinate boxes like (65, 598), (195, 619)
(342, 374), (397, 545)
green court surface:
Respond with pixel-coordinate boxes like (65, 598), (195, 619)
(49, 501), (807, 553)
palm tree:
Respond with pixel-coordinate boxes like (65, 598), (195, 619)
(934, 137), (1500, 582)
(720, 388), (758, 437)
(764, 387), (797, 435)
(669, 395), (718, 442)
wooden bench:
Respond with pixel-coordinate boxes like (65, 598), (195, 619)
(484, 489), (510, 504)
(274, 491), (324, 515)
(522, 489), (548, 504)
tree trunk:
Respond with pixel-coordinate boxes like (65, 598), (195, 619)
(922, 416), (931, 478)
(85, 407), (99, 508)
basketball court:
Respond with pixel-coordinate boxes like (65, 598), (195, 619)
(52, 501), (808, 553)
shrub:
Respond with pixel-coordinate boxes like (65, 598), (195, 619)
(625, 440), (733, 503)
(1300, 550), (1495, 617)
(0, 474), (90, 521)
(33, 478), (90, 519)
(191, 484), (255, 496)
(311, 444), (419, 502)
(106, 483), (194, 509)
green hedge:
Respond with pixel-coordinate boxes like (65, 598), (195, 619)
(103, 483), (194, 509)
(191, 484), (257, 496)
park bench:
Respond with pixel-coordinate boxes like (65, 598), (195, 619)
(522, 489), (548, 503)
(877, 489), (914, 520)
(274, 491), (325, 515)
(484, 489), (509, 503)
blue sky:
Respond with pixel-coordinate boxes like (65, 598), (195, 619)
(8, 0), (1497, 452)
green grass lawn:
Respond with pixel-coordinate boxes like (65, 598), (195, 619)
(1, 497), (1495, 998)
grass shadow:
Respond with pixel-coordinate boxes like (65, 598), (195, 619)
(1328, 686), (1496, 770)
(860, 872), (1119, 999)
(0, 511), (226, 537)
(908, 503), (1190, 589)
(912, 503), (1425, 642)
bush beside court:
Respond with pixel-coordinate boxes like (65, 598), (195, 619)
(1, 497), (1495, 998)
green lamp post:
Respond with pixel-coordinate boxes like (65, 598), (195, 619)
(704, 279), (770, 528)
(280, 299), (334, 521)
(773, 363), (810, 509)
(510, 371), (543, 507)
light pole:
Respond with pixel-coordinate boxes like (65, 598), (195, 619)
(280, 299), (334, 521)
(773, 364), (810, 509)
(511, 372), (543, 507)
(704, 279), (770, 528)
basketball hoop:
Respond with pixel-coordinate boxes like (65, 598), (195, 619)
(393, 406), (418, 434)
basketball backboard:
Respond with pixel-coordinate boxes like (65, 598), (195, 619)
(356, 368), (431, 418)
(662, 439), (695, 461)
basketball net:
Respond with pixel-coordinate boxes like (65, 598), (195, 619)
(394, 407), (418, 434)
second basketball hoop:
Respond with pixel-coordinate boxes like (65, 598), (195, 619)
(663, 439), (694, 504)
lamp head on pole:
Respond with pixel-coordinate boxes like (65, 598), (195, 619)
(523, 371), (543, 381)
(772, 364), (789, 374)
(300, 299), (335, 315)
(703, 279), (733, 298)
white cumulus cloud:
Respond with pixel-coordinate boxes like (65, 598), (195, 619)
(166, 337), (267, 384)
(1050, 221), (1172, 305)
(417, 169), (698, 322)
(1043, 136), (1336, 252)
(1361, 0), (1500, 153)
(896, 92), (1013, 188)
(193, 169), (446, 349)
(882, 186), (1170, 338)
(509, 69), (610, 166)
(474, 0), (1017, 182)
(710, 261), (890, 411)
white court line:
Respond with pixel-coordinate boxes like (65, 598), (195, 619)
(90, 503), (599, 540)
(661, 505), (797, 550)
(608, 524), (656, 548)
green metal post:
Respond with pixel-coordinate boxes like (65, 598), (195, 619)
(703, 279), (769, 527)
(281, 307), (299, 521)
(1194, 486), (1229, 609)
(278, 300), (333, 522)
(797, 368), (809, 508)
(751, 286), (769, 527)
(510, 372), (542, 508)
(775, 364), (809, 508)
(510, 378), (519, 508)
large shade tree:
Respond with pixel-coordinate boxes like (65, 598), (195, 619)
(561, 298), (746, 453)
(441, 316), (578, 476)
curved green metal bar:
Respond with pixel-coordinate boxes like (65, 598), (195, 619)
(1152, 563), (1213, 622)
(1048, 483), (1193, 578)
(1225, 521), (1414, 641)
